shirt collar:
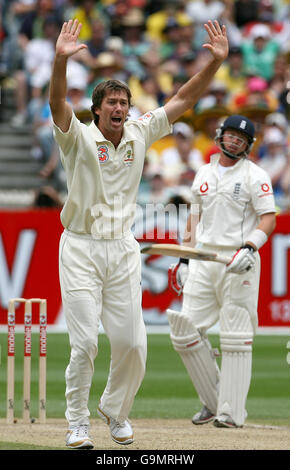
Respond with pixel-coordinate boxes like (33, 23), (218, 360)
(88, 120), (139, 145)
(210, 152), (246, 169)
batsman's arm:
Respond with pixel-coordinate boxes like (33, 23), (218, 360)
(168, 207), (200, 293)
(226, 212), (276, 274)
(245, 212), (276, 251)
(182, 206), (200, 248)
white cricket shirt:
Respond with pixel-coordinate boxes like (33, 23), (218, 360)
(53, 107), (172, 238)
(191, 153), (276, 249)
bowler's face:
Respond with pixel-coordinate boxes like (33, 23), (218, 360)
(95, 90), (129, 136)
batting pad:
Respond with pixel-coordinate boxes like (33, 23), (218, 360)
(218, 335), (253, 426)
(167, 309), (219, 414)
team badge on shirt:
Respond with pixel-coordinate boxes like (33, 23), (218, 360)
(233, 182), (241, 200)
(97, 144), (109, 163)
(124, 148), (134, 167)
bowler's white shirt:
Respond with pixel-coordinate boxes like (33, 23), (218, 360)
(191, 154), (276, 249)
(53, 107), (172, 238)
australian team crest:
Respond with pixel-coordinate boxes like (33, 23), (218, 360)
(124, 148), (134, 167)
(97, 144), (109, 163)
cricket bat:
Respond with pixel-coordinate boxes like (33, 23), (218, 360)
(141, 244), (231, 265)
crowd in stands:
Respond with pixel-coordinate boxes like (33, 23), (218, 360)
(0, 0), (289, 211)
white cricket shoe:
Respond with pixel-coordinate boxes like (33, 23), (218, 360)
(66, 424), (94, 449)
(192, 406), (215, 425)
(213, 414), (240, 428)
(97, 406), (134, 445)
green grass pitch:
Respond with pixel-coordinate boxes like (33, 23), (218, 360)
(0, 332), (289, 426)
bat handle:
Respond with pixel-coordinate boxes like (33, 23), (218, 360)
(215, 254), (232, 265)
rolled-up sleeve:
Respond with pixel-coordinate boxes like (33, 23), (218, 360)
(53, 112), (81, 156)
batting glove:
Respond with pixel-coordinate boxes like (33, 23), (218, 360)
(226, 245), (255, 274)
(168, 258), (189, 295)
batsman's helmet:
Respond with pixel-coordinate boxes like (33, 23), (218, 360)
(215, 114), (256, 159)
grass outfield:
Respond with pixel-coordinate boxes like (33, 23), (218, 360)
(0, 333), (289, 426)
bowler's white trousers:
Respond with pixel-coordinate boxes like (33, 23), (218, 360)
(59, 229), (147, 427)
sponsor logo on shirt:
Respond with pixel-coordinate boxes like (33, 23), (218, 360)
(259, 183), (273, 197)
(200, 182), (208, 194)
(97, 144), (109, 163)
(124, 148), (134, 167)
(138, 112), (153, 121)
(261, 183), (270, 192)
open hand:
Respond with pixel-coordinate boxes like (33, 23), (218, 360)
(56, 19), (87, 58)
(203, 20), (229, 62)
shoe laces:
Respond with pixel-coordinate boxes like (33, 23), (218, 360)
(109, 417), (128, 433)
(74, 424), (89, 437)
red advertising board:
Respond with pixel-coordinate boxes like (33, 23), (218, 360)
(0, 209), (289, 328)
(258, 213), (290, 327)
(0, 209), (63, 325)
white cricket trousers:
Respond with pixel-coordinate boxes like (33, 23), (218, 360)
(59, 229), (147, 427)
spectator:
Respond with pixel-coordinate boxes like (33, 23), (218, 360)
(141, 168), (172, 204)
(72, 0), (109, 42)
(215, 46), (247, 96)
(229, 76), (279, 113)
(66, 59), (91, 113)
(192, 105), (229, 162)
(243, 0), (284, 37)
(160, 122), (203, 187)
(137, 47), (171, 100)
(275, 5), (290, 53)
(11, 14), (61, 126)
(257, 110), (289, 160)
(219, 0), (242, 48)
(233, 0), (259, 28)
(268, 53), (289, 109)
(119, 8), (152, 79)
(257, 126), (288, 194)
(129, 73), (164, 119)
(87, 51), (126, 96)
(176, 51), (198, 81)
(4, 1), (37, 42)
(240, 23), (280, 81)
(18, 0), (57, 41)
(159, 17), (186, 62)
(280, 150), (290, 211)
(265, 112), (289, 141)
(0, 5), (7, 78)
(32, 57), (89, 190)
(202, 79), (229, 107)
(186, 0), (225, 48)
(146, 0), (192, 43)
(85, 18), (106, 58)
(33, 185), (63, 207)
(9, 0), (61, 126)
(25, 15), (61, 120)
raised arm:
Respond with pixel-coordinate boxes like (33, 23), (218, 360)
(164, 20), (229, 124)
(49, 19), (87, 132)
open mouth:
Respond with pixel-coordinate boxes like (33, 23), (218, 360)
(111, 117), (122, 124)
